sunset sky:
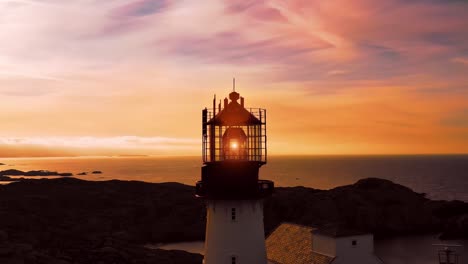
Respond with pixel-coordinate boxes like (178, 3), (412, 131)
(0, 0), (467, 157)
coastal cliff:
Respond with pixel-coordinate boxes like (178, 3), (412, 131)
(0, 177), (465, 263)
(265, 178), (468, 238)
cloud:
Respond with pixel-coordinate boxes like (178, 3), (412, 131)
(0, 135), (201, 157)
(3, 0), (466, 82)
(110, 0), (170, 18)
(0, 136), (199, 150)
(224, 0), (287, 22)
(2, 0), (54, 6)
(327, 70), (348, 76)
(0, 70), (64, 81)
(452, 57), (468, 65)
(224, 1), (260, 14)
(441, 109), (468, 128)
(161, 30), (332, 65)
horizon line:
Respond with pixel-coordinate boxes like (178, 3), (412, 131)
(1, 153), (468, 160)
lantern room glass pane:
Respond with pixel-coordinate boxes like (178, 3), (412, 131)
(202, 108), (267, 164)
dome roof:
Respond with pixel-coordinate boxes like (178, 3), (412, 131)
(209, 92), (261, 126)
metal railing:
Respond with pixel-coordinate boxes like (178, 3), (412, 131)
(202, 108), (267, 164)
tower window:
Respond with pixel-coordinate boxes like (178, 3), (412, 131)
(231, 208), (236, 221)
(352, 240), (357, 246)
(231, 256), (237, 264)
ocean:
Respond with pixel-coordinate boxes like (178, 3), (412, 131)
(1, 155), (467, 201)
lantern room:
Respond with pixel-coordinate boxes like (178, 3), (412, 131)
(202, 91), (267, 164)
(196, 89), (273, 200)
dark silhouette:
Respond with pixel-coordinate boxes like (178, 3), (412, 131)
(0, 169), (73, 177)
(0, 177), (466, 263)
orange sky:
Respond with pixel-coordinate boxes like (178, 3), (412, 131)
(0, 0), (467, 157)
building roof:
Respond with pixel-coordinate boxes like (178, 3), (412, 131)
(210, 102), (261, 125)
(310, 252), (335, 264)
(209, 92), (262, 126)
(266, 223), (335, 264)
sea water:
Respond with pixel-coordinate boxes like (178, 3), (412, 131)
(1, 155), (467, 201)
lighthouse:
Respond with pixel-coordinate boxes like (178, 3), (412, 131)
(195, 87), (274, 264)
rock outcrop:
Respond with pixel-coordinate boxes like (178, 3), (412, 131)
(0, 177), (465, 263)
(0, 178), (204, 264)
(0, 169), (73, 177)
(264, 178), (467, 238)
(0, 230), (202, 264)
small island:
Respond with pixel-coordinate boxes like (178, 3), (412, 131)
(0, 169), (73, 177)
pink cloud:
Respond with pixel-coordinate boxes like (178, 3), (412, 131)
(91, 0), (172, 36)
(452, 57), (468, 65)
(225, 0), (287, 22)
(160, 30), (332, 65)
(233, 0), (468, 81)
(110, 0), (170, 18)
(224, 1), (263, 14)
(97, 18), (149, 36)
(248, 6), (287, 22)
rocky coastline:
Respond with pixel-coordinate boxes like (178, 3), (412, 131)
(0, 177), (465, 263)
(0, 169), (73, 178)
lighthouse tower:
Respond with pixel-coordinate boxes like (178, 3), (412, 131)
(196, 88), (274, 264)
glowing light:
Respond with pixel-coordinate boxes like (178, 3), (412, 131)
(230, 141), (238, 149)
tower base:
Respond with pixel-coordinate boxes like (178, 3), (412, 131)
(204, 199), (267, 264)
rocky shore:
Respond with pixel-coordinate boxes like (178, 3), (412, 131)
(0, 177), (466, 263)
(0, 169), (73, 177)
(264, 178), (468, 239)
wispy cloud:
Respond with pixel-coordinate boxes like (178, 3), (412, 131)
(452, 57), (468, 65)
(441, 109), (468, 128)
(2, 0), (54, 5)
(110, 0), (171, 18)
(224, 0), (287, 22)
(161, 30), (331, 65)
(0, 136), (198, 150)
(327, 70), (348, 76)
(0, 70), (64, 81)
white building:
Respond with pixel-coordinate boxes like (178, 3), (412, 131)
(266, 223), (384, 264)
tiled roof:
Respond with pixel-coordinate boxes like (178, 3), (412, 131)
(311, 251), (335, 264)
(266, 223), (335, 264)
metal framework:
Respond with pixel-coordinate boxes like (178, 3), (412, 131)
(202, 108), (267, 164)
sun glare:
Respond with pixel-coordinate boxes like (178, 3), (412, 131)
(230, 141), (238, 149)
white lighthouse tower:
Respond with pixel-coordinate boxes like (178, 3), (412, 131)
(196, 89), (274, 264)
